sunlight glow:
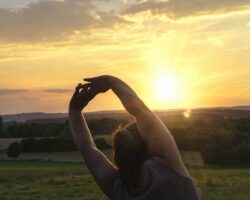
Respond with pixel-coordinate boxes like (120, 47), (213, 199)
(156, 76), (177, 100)
(183, 109), (191, 118)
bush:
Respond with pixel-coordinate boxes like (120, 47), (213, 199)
(7, 141), (22, 159)
(94, 138), (112, 149)
(20, 138), (37, 152)
(20, 137), (111, 152)
(20, 137), (77, 152)
(201, 132), (250, 165)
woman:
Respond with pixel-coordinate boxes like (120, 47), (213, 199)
(69, 75), (200, 200)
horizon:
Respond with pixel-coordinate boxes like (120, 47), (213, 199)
(2, 104), (250, 116)
(1, 0), (250, 114)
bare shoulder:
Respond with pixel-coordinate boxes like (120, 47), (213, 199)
(135, 110), (168, 141)
(135, 111), (190, 177)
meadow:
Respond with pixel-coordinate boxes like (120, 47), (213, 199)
(1, 112), (250, 199)
(0, 150), (203, 166)
(1, 161), (250, 200)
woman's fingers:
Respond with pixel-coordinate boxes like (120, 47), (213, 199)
(72, 83), (82, 97)
(75, 83), (82, 90)
(78, 83), (91, 94)
(85, 88), (98, 101)
(72, 83), (91, 97)
(79, 83), (91, 90)
(73, 81), (101, 99)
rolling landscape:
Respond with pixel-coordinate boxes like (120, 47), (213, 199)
(1, 107), (250, 199)
(3, 106), (250, 123)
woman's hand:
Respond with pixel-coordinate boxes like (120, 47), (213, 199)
(69, 83), (97, 112)
(84, 75), (113, 94)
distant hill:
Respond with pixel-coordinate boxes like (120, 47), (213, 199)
(2, 106), (250, 123)
(231, 106), (250, 110)
(25, 111), (133, 124)
(2, 111), (133, 123)
(2, 112), (67, 123)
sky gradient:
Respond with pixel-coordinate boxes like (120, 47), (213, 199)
(0, 0), (250, 114)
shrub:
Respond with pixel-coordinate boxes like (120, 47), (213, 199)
(201, 132), (250, 165)
(7, 141), (22, 159)
(94, 138), (112, 150)
(20, 137), (77, 152)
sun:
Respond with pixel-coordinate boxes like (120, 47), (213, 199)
(156, 76), (177, 100)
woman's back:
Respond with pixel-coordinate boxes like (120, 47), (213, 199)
(114, 157), (200, 200)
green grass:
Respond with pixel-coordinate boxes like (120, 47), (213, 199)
(0, 161), (108, 200)
(0, 161), (250, 200)
(190, 167), (250, 200)
(0, 160), (83, 169)
(0, 150), (204, 166)
(0, 150), (114, 163)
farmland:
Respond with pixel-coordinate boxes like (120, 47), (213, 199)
(0, 150), (203, 166)
(1, 109), (250, 199)
(0, 161), (250, 200)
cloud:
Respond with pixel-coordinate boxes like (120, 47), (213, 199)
(43, 89), (72, 93)
(0, 0), (128, 43)
(192, 37), (224, 46)
(0, 88), (73, 95)
(0, 0), (40, 9)
(123, 0), (250, 19)
(0, 89), (28, 95)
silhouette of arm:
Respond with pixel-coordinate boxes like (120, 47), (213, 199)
(68, 84), (116, 199)
(85, 76), (189, 177)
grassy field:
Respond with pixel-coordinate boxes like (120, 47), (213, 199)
(0, 151), (83, 162)
(0, 161), (107, 200)
(0, 137), (248, 200)
(0, 150), (203, 166)
(0, 161), (250, 200)
(0, 135), (203, 165)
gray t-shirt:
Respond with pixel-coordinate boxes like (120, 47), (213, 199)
(113, 157), (200, 200)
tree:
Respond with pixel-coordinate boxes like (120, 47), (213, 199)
(20, 138), (37, 152)
(201, 131), (250, 165)
(0, 115), (3, 137)
(193, 119), (206, 128)
(94, 138), (112, 150)
(60, 119), (71, 137)
(7, 142), (22, 159)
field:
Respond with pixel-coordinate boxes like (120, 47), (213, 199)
(0, 136), (248, 200)
(0, 161), (107, 200)
(0, 150), (203, 166)
(0, 161), (250, 200)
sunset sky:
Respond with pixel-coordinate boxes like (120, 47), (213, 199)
(0, 0), (250, 114)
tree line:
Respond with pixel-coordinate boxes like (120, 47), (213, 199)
(0, 117), (127, 138)
(165, 114), (250, 165)
(2, 114), (250, 165)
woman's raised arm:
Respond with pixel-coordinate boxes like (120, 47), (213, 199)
(85, 75), (189, 177)
(68, 83), (116, 199)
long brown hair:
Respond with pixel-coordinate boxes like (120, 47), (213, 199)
(113, 122), (148, 188)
